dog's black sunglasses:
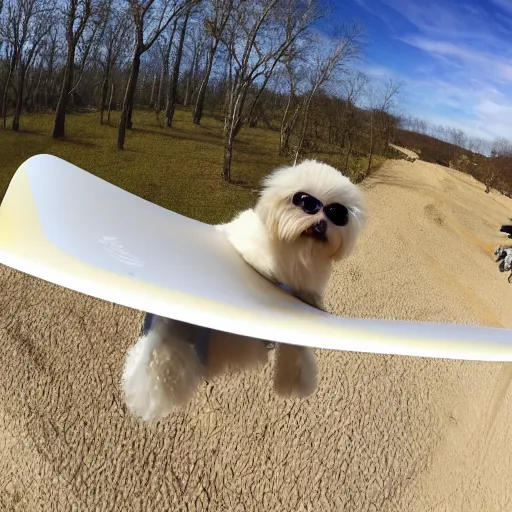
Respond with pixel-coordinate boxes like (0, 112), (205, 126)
(292, 192), (349, 226)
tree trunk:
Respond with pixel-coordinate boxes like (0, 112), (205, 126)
(107, 82), (114, 125)
(100, 47), (113, 124)
(149, 74), (157, 108)
(156, 19), (177, 114)
(222, 57), (235, 136)
(367, 111), (374, 175)
(294, 93), (315, 164)
(32, 59), (45, 112)
(45, 35), (57, 110)
(12, 69), (26, 132)
(156, 73), (164, 113)
(222, 84), (245, 182)
(2, 54), (16, 128)
(100, 73), (108, 124)
(193, 47), (216, 125)
(117, 49), (141, 150)
(165, 11), (189, 128)
(52, 40), (75, 138)
(344, 137), (352, 171)
(183, 71), (191, 106)
(223, 130), (234, 181)
(127, 101), (134, 129)
(190, 46), (202, 103)
(183, 43), (198, 107)
(279, 99), (299, 156)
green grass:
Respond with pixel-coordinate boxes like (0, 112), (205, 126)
(0, 108), (383, 224)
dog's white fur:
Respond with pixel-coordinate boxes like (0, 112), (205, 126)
(122, 159), (365, 421)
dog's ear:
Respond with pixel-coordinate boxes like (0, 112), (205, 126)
(265, 207), (280, 240)
(332, 238), (345, 261)
(333, 205), (365, 261)
(255, 191), (280, 239)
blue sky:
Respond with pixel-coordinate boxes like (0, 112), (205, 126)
(319, 0), (512, 142)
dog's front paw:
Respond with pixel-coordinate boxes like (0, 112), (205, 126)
(121, 323), (203, 421)
(273, 344), (317, 398)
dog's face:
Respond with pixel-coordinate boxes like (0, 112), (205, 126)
(254, 159), (365, 262)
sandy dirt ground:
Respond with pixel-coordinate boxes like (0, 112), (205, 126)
(1, 158), (512, 511)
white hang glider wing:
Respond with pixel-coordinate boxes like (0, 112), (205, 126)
(0, 154), (511, 361)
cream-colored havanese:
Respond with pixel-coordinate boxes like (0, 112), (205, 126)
(121, 159), (365, 421)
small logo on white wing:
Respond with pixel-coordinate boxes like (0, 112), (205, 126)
(99, 236), (145, 267)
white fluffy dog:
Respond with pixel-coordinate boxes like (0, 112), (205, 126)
(122, 159), (365, 421)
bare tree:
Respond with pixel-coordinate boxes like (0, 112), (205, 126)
(1, 1), (17, 128)
(165, 5), (191, 128)
(52, 0), (95, 138)
(37, 27), (59, 110)
(98, 2), (131, 124)
(278, 49), (304, 156)
(182, 20), (206, 106)
(192, 0), (233, 125)
(366, 78), (403, 174)
(340, 70), (369, 169)
(9, 0), (53, 131)
(292, 23), (363, 163)
(154, 19), (177, 117)
(117, 0), (194, 150)
(0, 0), (4, 50)
(221, 0), (323, 182)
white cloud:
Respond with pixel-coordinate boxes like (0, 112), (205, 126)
(401, 36), (512, 85)
(352, 0), (512, 141)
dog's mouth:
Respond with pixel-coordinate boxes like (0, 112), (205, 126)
(302, 224), (327, 242)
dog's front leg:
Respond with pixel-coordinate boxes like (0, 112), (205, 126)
(273, 343), (317, 398)
(272, 288), (321, 398)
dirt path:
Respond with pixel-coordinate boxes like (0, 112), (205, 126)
(1, 159), (511, 511)
(326, 158), (512, 328)
(389, 143), (419, 160)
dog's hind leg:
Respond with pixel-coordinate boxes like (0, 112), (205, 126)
(121, 315), (203, 421)
(273, 343), (317, 398)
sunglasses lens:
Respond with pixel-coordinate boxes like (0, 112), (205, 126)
(292, 192), (322, 214)
(324, 203), (349, 226)
(302, 195), (321, 213)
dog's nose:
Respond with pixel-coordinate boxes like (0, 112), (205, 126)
(313, 220), (327, 235)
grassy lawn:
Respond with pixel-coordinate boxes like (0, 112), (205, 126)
(0, 108), (383, 224)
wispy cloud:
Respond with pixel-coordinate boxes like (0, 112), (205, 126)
(351, 0), (512, 141)
(401, 36), (512, 85)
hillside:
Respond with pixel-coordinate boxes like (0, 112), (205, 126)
(394, 128), (486, 168)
